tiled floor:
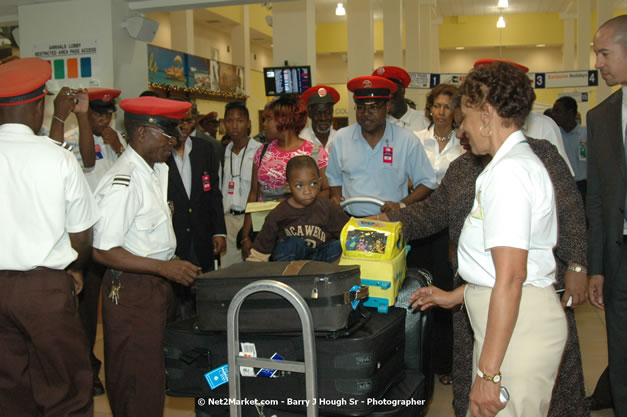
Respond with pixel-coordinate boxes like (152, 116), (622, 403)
(93, 302), (614, 417)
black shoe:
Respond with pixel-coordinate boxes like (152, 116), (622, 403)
(585, 395), (612, 411)
(93, 377), (105, 397)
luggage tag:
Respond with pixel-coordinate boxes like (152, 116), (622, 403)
(239, 342), (257, 377)
(204, 364), (229, 389)
(256, 353), (283, 378)
(94, 144), (104, 160)
(383, 146), (393, 164)
(228, 180), (235, 195)
(202, 171), (211, 192)
(349, 284), (362, 310)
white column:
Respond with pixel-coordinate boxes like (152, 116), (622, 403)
(231, 5), (250, 95)
(18, 0), (149, 131)
(595, 0), (614, 104)
(404, 0), (421, 73)
(431, 16), (442, 73)
(418, 2), (432, 73)
(170, 10), (194, 55)
(347, 0), (374, 124)
(271, 0), (316, 82)
(576, 0), (590, 71)
(561, 13), (575, 70)
(383, 0), (403, 67)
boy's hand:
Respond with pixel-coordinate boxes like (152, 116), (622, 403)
(380, 201), (401, 212)
(241, 238), (252, 260)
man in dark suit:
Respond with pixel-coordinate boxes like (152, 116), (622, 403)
(167, 99), (226, 321)
(587, 15), (627, 415)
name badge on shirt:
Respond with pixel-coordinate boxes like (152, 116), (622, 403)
(202, 172), (211, 192)
(94, 144), (103, 160)
(228, 180), (235, 195)
(383, 146), (393, 164)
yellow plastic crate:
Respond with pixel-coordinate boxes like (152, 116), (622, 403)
(339, 218), (405, 260)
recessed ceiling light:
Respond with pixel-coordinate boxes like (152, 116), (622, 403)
(536, 44), (546, 47)
(498, 0), (509, 8)
(497, 16), (506, 28)
(456, 47), (465, 50)
(336, 3), (346, 16)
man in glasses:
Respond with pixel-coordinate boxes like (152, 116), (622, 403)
(166, 97), (226, 321)
(91, 96), (201, 417)
(327, 75), (436, 217)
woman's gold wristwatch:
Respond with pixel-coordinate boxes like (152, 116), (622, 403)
(477, 368), (501, 383)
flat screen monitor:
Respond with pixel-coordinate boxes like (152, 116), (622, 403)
(263, 66), (311, 96)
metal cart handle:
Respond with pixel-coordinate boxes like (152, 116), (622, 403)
(340, 197), (386, 208)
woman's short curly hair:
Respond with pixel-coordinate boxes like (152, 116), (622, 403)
(460, 62), (535, 129)
(425, 83), (458, 124)
(265, 94), (308, 133)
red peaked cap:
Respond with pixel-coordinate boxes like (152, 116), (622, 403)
(199, 111), (219, 123)
(474, 58), (529, 73)
(301, 85), (340, 106)
(87, 88), (121, 103)
(120, 97), (191, 137)
(372, 66), (411, 88)
(347, 76), (398, 100)
(0, 58), (51, 106)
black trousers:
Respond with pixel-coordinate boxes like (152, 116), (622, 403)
(604, 245), (627, 416)
(78, 260), (106, 378)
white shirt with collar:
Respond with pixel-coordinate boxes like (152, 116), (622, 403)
(0, 123), (100, 270)
(522, 112), (574, 175)
(93, 145), (176, 261)
(387, 107), (430, 133)
(457, 130), (558, 288)
(415, 126), (464, 185)
(172, 138), (193, 198)
(299, 126), (337, 152)
(220, 138), (262, 213)
(65, 127), (128, 192)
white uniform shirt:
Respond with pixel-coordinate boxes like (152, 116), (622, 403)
(93, 145), (176, 261)
(522, 112), (574, 175)
(221, 138), (262, 213)
(66, 127), (128, 192)
(387, 107), (430, 133)
(0, 124), (100, 270)
(416, 126), (464, 185)
(457, 131), (558, 288)
(299, 126), (337, 152)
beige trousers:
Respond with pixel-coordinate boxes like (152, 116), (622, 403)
(221, 213), (245, 268)
(465, 284), (567, 417)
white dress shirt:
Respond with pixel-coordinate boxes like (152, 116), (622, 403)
(387, 107), (430, 133)
(415, 126), (464, 185)
(299, 126), (337, 152)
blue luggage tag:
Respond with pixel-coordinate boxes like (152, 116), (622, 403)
(350, 284), (362, 310)
(205, 364), (229, 389)
(256, 353), (283, 378)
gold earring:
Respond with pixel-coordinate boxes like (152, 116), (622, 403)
(479, 125), (492, 137)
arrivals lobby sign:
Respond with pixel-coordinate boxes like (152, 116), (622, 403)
(32, 41), (97, 92)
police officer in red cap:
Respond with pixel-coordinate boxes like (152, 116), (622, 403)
(373, 65), (429, 133)
(0, 58), (99, 416)
(299, 85), (341, 151)
(327, 75), (436, 217)
(91, 96), (201, 417)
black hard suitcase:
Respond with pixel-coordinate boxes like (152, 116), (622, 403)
(255, 369), (426, 417)
(195, 260), (367, 333)
(165, 307), (406, 416)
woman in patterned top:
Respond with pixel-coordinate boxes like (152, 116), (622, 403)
(240, 94), (329, 258)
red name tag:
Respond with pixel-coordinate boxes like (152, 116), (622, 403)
(383, 146), (393, 164)
(228, 181), (235, 195)
(202, 174), (211, 191)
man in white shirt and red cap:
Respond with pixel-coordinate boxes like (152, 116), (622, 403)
(299, 84), (340, 152)
(373, 65), (430, 133)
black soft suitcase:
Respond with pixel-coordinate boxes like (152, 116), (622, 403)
(255, 370), (426, 417)
(195, 260), (367, 333)
(165, 308), (406, 416)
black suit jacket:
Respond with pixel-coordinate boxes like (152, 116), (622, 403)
(167, 137), (226, 272)
(587, 88), (626, 282)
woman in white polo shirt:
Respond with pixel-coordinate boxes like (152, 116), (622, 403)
(411, 62), (567, 417)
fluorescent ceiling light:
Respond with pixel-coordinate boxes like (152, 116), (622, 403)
(496, 16), (506, 28)
(536, 44), (546, 47)
(336, 3), (346, 16)
(498, 0), (509, 8)
(456, 46), (465, 50)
